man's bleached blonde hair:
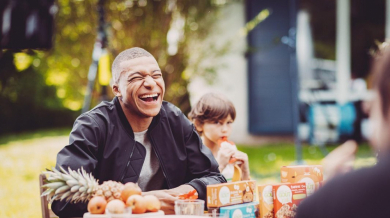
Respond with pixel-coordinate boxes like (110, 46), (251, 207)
(111, 47), (153, 84)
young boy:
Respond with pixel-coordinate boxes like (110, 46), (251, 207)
(189, 92), (251, 181)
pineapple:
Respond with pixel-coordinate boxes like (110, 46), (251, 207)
(95, 180), (124, 202)
(42, 167), (124, 204)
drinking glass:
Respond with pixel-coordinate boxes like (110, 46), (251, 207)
(175, 199), (205, 216)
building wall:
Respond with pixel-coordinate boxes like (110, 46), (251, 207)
(188, 2), (293, 145)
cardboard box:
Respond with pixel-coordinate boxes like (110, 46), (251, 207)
(280, 165), (323, 196)
(219, 202), (259, 218)
(258, 185), (274, 218)
(273, 183), (307, 218)
(207, 180), (256, 208)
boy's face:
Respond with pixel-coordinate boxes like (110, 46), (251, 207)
(112, 56), (165, 118)
(201, 115), (234, 145)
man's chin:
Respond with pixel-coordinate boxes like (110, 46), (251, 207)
(138, 108), (161, 118)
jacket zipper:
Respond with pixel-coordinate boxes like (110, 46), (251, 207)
(120, 140), (136, 182)
(149, 133), (172, 189)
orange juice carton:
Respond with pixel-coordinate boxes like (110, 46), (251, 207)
(219, 202), (259, 218)
(273, 183), (307, 218)
(258, 184), (274, 218)
(207, 180), (256, 208)
(280, 165), (323, 196)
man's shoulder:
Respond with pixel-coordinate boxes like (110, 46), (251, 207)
(161, 101), (182, 116)
(85, 99), (116, 116)
(160, 101), (192, 129)
(77, 99), (117, 124)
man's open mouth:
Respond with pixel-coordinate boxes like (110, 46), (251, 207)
(139, 93), (160, 102)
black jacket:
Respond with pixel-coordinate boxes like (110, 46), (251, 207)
(296, 154), (390, 218)
(52, 97), (226, 217)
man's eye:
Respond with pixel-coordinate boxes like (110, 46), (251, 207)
(130, 77), (143, 82)
(152, 74), (162, 79)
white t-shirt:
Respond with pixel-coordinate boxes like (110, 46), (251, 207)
(134, 129), (164, 191)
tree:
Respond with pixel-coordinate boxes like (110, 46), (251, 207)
(47, 0), (235, 114)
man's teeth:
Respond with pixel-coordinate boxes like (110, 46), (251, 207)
(140, 94), (158, 99)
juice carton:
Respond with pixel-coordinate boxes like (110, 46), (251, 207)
(258, 184), (274, 218)
(219, 202), (259, 218)
(207, 180), (256, 208)
(280, 165), (323, 196)
(273, 183), (307, 218)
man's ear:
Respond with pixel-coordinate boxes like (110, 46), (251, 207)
(112, 84), (122, 98)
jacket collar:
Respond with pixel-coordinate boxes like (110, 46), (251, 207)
(113, 97), (163, 138)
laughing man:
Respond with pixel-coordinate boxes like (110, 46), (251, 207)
(52, 47), (226, 217)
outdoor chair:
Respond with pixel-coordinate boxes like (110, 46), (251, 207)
(39, 173), (58, 218)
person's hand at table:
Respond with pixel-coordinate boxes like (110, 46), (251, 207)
(216, 145), (236, 172)
(232, 150), (250, 180)
(142, 185), (195, 214)
(322, 140), (358, 181)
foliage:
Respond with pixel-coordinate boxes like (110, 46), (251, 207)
(0, 51), (77, 135)
(46, 0), (239, 114)
(0, 0), (243, 134)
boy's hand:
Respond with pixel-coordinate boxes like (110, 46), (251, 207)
(217, 145), (236, 172)
(233, 150), (251, 180)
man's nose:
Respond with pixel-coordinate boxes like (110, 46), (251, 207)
(144, 75), (156, 88)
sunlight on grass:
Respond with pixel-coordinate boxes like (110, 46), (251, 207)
(0, 130), (69, 218)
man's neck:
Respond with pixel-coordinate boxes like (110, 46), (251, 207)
(120, 101), (153, 132)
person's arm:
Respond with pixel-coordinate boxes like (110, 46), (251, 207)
(183, 121), (227, 200)
(51, 114), (104, 218)
(322, 140), (357, 181)
(142, 185), (194, 214)
(142, 112), (226, 215)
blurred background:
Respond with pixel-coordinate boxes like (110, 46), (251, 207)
(0, 0), (383, 217)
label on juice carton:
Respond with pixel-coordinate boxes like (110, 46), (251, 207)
(219, 202), (259, 218)
(273, 183), (307, 218)
(207, 180), (256, 208)
(280, 165), (323, 196)
(258, 185), (274, 218)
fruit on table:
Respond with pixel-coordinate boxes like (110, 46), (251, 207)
(42, 167), (99, 203)
(41, 167), (124, 203)
(95, 180), (124, 202)
(106, 199), (126, 214)
(42, 167), (164, 215)
(120, 182), (142, 202)
(87, 196), (107, 214)
(126, 194), (147, 214)
(144, 195), (161, 212)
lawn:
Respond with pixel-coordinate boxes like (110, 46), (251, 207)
(0, 129), (376, 218)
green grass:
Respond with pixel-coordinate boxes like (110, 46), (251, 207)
(237, 142), (376, 184)
(0, 129), (377, 217)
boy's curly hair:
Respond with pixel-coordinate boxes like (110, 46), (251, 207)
(188, 92), (236, 135)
